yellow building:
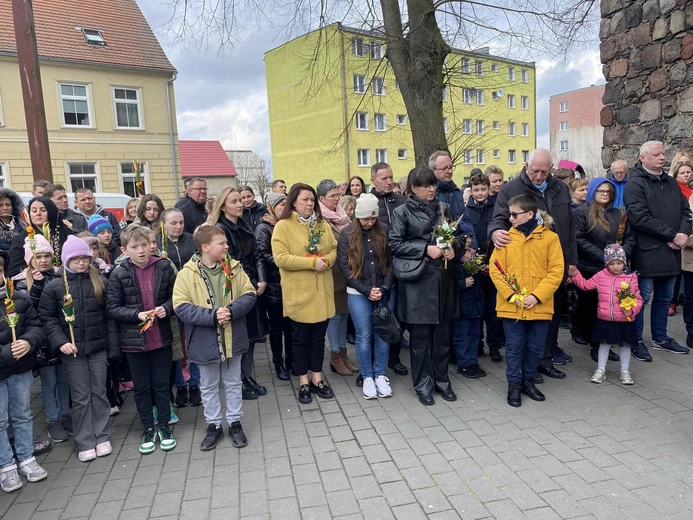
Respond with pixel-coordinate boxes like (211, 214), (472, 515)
(0, 0), (182, 206)
(266, 23), (536, 187)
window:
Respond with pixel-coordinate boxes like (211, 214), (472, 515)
(68, 163), (97, 191)
(560, 121), (568, 131)
(442, 86), (448, 102)
(443, 118), (449, 134)
(508, 122), (516, 136)
(60, 83), (91, 126)
(521, 69), (529, 83)
(522, 150), (529, 163)
(493, 121), (500, 130)
(508, 66), (516, 81)
(81, 28), (106, 46)
(560, 101), (569, 112)
(522, 123), (530, 137)
(464, 150), (473, 164)
(113, 87), (141, 129)
(398, 149), (408, 160)
(560, 140), (569, 151)
(374, 113), (386, 131)
(461, 58), (470, 74)
(373, 77), (386, 96)
(475, 60), (484, 76)
(493, 149), (501, 159)
(521, 96), (529, 110)
(0, 163), (7, 188)
(463, 89), (472, 104)
(492, 63), (499, 72)
(475, 90), (485, 105)
(121, 161), (147, 197)
(396, 114), (407, 125)
(508, 95), (516, 109)
(463, 119), (472, 134)
(357, 149), (370, 167)
(370, 42), (383, 59)
(375, 149), (388, 163)
(508, 150), (517, 163)
(477, 149), (486, 164)
(492, 91), (499, 101)
(476, 120), (485, 134)
(352, 37), (366, 56)
(356, 112), (368, 130)
(353, 75), (366, 93)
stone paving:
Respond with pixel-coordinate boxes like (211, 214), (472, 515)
(2, 317), (693, 520)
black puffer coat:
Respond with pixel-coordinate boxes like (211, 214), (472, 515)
(575, 205), (636, 274)
(16, 270), (59, 366)
(255, 220), (282, 304)
(370, 188), (405, 231)
(106, 258), (175, 352)
(0, 188), (25, 255)
(388, 195), (462, 324)
(242, 202), (269, 231)
(338, 223), (394, 297)
(39, 269), (118, 358)
(174, 196), (208, 235)
(0, 290), (44, 380)
(157, 232), (196, 272)
(624, 161), (693, 277)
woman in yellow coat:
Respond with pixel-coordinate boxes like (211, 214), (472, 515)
(272, 183), (337, 405)
(490, 194), (564, 408)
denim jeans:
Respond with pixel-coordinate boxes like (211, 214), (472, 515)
(39, 364), (70, 422)
(635, 275), (676, 343)
(503, 319), (549, 384)
(0, 371), (34, 466)
(327, 313), (349, 353)
(348, 293), (392, 379)
(175, 361), (200, 388)
(453, 317), (482, 368)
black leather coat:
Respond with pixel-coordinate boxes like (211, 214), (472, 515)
(575, 205), (636, 274)
(255, 220), (282, 304)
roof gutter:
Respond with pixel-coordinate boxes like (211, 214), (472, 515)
(166, 72), (180, 200)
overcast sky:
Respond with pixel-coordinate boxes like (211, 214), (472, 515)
(139, 1), (604, 165)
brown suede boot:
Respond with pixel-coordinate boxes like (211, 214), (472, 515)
(340, 348), (359, 373)
(330, 351), (352, 376)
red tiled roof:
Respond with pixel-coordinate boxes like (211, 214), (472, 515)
(179, 140), (238, 177)
(0, 0), (176, 72)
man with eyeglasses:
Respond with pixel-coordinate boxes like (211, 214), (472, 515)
(175, 178), (209, 234)
(488, 148), (577, 381)
(608, 160), (629, 209)
(429, 151), (466, 220)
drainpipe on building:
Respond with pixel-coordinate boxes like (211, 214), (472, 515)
(166, 72), (180, 200)
(339, 28), (351, 181)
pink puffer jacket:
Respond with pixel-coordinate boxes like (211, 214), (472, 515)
(571, 268), (644, 322)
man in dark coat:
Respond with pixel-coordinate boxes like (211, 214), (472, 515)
(624, 141), (692, 359)
(174, 178), (208, 234)
(430, 151), (466, 220)
(488, 148), (577, 380)
(44, 184), (88, 233)
(74, 188), (121, 247)
(370, 162), (408, 376)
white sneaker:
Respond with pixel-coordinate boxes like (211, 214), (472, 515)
(590, 369), (606, 384)
(18, 456), (47, 483)
(110, 406), (120, 417)
(78, 449), (96, 462)
(620, 370), (634, 385)
(96, 441), (112, 457)
(374, 376), (392, 397)
(0, 464), (22, 492)
(362, 377), (377, 399)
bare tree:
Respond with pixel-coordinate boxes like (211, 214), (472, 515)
(228, 150), (272, 201)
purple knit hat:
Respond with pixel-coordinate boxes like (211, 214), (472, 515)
(61, 235), (93, 266)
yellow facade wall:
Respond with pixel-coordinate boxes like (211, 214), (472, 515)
(0, 57), (182, 207)
(266, 23), (537, 188)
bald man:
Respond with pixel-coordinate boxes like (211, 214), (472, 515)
(608, 160), (629, 209)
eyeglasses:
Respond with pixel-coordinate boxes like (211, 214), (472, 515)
(72, 256), (91, 264)
(509, 210), (531, 219)
(595, 189), (612, 195)
(190, 187), (208, 191)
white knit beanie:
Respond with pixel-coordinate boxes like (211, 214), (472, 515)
(354, 194), (380, 219)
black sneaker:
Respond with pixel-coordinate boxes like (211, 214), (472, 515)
(457, 365), (479, 378)
(61, 414), (73, 436)
(47, 419), (69, 443)
(229, 421), (248, 448)
(356, 373), (364, 387)
(631, 342), (652, 362)
(188, 386), (202, 406)
(200, 424), (223, 451)
(471, 364), (487, 377)
(243, 377), (267, 396)
(298, 384), (312, 404)
(309, 380), (334, 399)
(652, 338), (690, 354)
(242, 381), (258, 400)
(175, 387), (188, 408)
(687, 332), (693, 349)
(489, 349), (502, 362)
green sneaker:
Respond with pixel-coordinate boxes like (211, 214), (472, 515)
(157, 426), (176, 451)
(139, 428), (157, 455)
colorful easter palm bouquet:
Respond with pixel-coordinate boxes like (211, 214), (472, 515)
(615, 278), (638, 321)
(432, 203), (463, 268)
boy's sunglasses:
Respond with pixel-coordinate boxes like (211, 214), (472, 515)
(509, 210), (531, 219)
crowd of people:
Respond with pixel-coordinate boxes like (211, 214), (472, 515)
(0, 140), (690, 495)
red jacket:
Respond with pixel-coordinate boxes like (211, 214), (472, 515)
(571, 268), (643, 322)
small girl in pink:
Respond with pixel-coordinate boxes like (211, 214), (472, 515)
(571, 244), (643, 385)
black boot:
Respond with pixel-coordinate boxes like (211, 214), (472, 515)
(507, 383), (522, 407)
(521, 381), (546, 401)
(275, 363), (289, 381)
(242, 381), (258, 400)
(489, 348), (502, 362)
(243, 376), (267, 396)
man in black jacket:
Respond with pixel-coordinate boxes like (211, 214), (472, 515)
(488, 149), (577, 380)
(175, 178), (208, 234)
(370, 162), (408, 376)
(74, 188), (121, 247)
(44, 184), (88, 233)
(430, 151), (466, 220)
(624, 141), (692, 359)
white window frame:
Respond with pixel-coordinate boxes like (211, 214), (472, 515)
(522, 150), (529, 163)
(560, 140), (569, 151)
(112, 86), (144, 130)
(357, 149), (370, 167)
(508, 150), (516, 164)
(521, 95), (529, 110)
(476, 90), (485, 105)
(521, 69), (529, 83)
(396, 114), (407, 126)
(58, 82), (94, 128)
(476, 120), (485, 135)
(397, 149), (408, 160)
(521, 123), (530, 137)
(464, 150), (473, 165)
(356, 112), (369, 131)
(493, 121), (501, 130)
(80, 27), (106, 46)
(476, 149), (486, 165)
(0, 162), (9, 188)
(374, 113), (387, 131)
(67, 162), (100, 192)
(491, 63), (499, 72)
(560, 101), (569, 112)
(352, 37), (367, 57)
(463, 89), (472, 104)
(508, 95), (516, 109)
(461, 58), (470, 74)
(463, 119), (472, 134)
(508, 66), (516, 81)
(120, 161), (148, 198)
(560, 121), (568, 131)
(508, 122), (516, 137)
(443, 118), (449, 135)
(373, 77), (386, 96)
(353, 74), (366, 93)
(375, 149), (388, 163)
(370, 42), (383, 59)
(493, 149), (501, 159)
(475, 60), (484, 76)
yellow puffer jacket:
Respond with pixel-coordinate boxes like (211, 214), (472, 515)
(490, 224), (564, 320)
(272, 212), (337, 323)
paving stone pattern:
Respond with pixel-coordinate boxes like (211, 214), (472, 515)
(2, 319), (693, 519)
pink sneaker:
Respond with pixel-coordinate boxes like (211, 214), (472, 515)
(78, 449), (96, 462)
(96, 441), (112, 457)
(120, 381), (134, 391)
